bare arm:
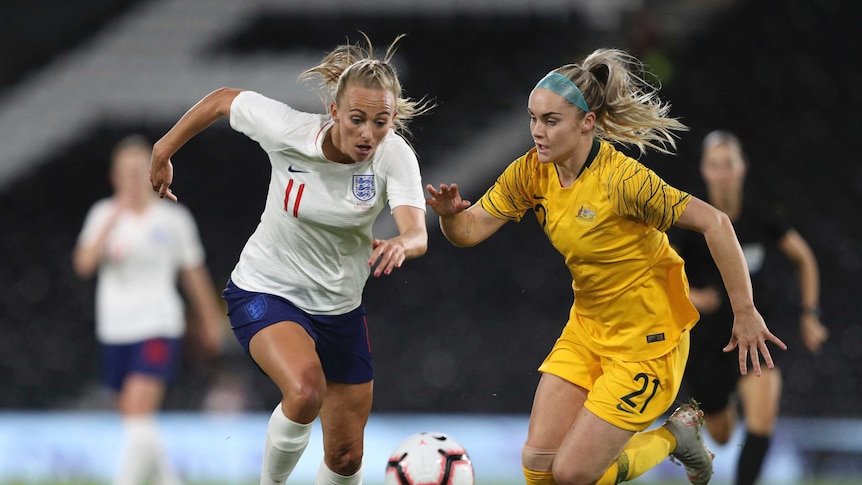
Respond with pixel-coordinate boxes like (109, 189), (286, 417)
(425, 183), (507, 247)
(779, 229), (828, 353)
(369, 205), (428, 277)
(150, 87), (243, 201)
(72, 203), (125, 279)
(675, 196), (787, 375)
(178, 264), (225, 356)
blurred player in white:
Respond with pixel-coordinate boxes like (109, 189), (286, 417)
(150, 34), (431, 485)
(74, 135), (224, 485)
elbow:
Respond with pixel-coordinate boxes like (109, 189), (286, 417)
(701, 208), (733, 236)
(72, 259), (95, 280)
(450, 239), (478, 248)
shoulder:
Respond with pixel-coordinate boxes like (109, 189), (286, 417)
(154, 199), (195, 220)
(506, 147), (542, 173)
(375, 131), (420, 166)
(587, 141), (643, 181)
(596, 141), (639, 167)
(86, 198), (114, 218)
(232, 91), (318, 123)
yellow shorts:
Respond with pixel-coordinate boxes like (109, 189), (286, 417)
(538, 325), (690, 432)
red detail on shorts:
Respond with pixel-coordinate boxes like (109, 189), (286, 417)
(363, 315), (371, 352)
(142, 339), (170, 366)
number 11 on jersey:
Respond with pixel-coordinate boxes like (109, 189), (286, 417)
(284, 180), (306, 217)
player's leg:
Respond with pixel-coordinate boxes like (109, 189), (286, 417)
(554, 404), (635, 485)
(522, 373), (588, 484)
(734, 367), (782, 485)
(112, 338), (183, 485)
(316, 381), (373, 483)
(224, 281), (325, 485)
(589, 332), (703, 485)
(311, 304), (375, 484)
(249, 321), (324, 485)
(522, 320), (602, 485)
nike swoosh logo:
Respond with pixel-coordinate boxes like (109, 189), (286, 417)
(616, 403), (634, 414)
(532, 194), (546, 200)
(288, 166), (308, 173)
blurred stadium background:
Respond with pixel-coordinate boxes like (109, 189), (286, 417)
(1, 0), (860, 483)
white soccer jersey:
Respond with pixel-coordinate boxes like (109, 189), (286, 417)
(77, 199), (205, 343)
(228, 91), (425, 315)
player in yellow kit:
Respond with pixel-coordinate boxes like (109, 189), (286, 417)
(426, 48), (787, 485)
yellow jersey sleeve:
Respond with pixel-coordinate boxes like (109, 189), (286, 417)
(477, 151), (536, 222)
(598, 155), (691, 232)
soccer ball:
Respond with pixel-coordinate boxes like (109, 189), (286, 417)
(385, 431), (475, 485)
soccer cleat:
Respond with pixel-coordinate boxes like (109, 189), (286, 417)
(663, 400), (714, 485)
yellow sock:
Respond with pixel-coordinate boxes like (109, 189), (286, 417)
(523, 466), (557, 485)
(595, 427), (676, 484)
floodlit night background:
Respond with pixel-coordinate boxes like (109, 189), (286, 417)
(1, 0), (860, 483)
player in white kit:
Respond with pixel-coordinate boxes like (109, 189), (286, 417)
(74, 135), (224, 485)
(150, 35), (432, 485)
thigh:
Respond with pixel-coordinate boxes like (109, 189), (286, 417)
(529, 323), (605, 450)
(738, 367), (782, 435)
(249, 321), (325, 398)
(117, 374), (167, 415)
(319, 381), (373, 456)
(555, 406), (635, 482)
(526, 373), (589, 449)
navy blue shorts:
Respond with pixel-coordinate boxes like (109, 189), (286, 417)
(100, 338), (182, 391)
(222, 279), (373, 384)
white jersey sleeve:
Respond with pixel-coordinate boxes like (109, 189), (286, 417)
(230, 90), (312, 152)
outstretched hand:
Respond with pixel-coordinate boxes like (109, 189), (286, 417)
(425, 183), (471, 216)
(150, 157), (178, 202)
(723, 307), (787, 376)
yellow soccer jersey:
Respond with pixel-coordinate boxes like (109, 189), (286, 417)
(479, 140), (699, 360)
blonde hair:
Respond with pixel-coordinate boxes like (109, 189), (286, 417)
(111, 134), (151, 167)
(554, 48), (687, 155)
(702, 129), (743, 154)
(299, 33), (433, 138)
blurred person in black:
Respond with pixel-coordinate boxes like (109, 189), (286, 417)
(73, 135), (224, 485)
(671, 130), (828, 485)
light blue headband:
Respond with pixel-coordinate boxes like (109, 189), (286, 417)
(534, 72), (590, 113)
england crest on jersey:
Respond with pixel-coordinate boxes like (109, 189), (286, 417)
(352, 174), (375, 201)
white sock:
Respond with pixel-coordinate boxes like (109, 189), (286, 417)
(314, 461), (362, 485)
(115, 416), (182, 485)
(260, 403), (313, 485)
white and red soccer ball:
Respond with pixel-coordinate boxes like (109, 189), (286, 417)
(385, 432), (475, 485)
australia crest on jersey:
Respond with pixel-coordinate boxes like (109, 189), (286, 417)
(352, 174), (376, 201)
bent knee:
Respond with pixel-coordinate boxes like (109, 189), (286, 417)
(325, 445), (363, 476)
(282, 380), (325, 419)
(705, 418), (733, 445)
(522, 445), (556, 472)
